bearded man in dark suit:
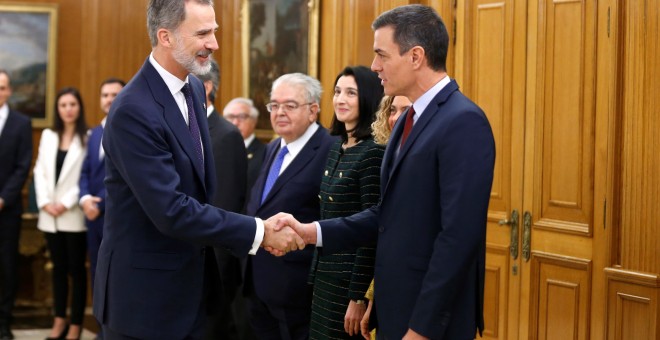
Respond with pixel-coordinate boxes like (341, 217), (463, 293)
(93, 1), (304, 338)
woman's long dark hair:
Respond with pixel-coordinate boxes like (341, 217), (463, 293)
(53, 87), (88, 146)
(329, 66), (384, 143)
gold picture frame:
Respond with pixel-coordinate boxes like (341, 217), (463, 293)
(0, 2), (58, 128)
(241, 0), (320, 140)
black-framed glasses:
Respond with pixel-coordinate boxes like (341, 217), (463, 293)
(266, 101), (314, 113)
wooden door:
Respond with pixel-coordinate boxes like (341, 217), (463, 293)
(456, 0), (607, 339)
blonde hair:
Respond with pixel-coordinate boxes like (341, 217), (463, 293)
(371, 96), (395, 145)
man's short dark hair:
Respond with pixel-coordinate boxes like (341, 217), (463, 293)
(372, 4), (449, 72)
(100, 77), (126, 92)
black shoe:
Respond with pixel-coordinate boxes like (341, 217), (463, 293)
(45, 324), (69, 340)
(0, 324), (14, 340)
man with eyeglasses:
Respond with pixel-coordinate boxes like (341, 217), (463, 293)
(223, 98), (266, 192)
(243, 73), (336, 339)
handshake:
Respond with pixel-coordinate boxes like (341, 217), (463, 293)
(260, 213), (318, 256)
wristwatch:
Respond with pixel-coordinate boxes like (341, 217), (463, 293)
(355, 299), (365, 305)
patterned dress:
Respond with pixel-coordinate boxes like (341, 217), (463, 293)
(309, 138), (384, 339)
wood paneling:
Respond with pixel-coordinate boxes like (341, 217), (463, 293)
(605, 268), (659, 340)
(615, 0), (660, 274)
(318, 0), (380, 127)
(484, 245), (511, 339)
(535, 0), (596, 236)
(529, 253), (592, 340)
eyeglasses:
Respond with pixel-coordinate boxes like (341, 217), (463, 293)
(266, 101), (314, 113)
(224, 113), (251, 121)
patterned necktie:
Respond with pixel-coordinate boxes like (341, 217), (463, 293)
(180, 83), (204, 171)
(261, 145), (289, 204)
(400, 106), (416, 148)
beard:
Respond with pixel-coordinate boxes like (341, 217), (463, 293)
(172, 34), (212, 75)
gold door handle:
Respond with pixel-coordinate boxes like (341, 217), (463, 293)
(522, 211), (532, 262)
(499, 210), (519, 260)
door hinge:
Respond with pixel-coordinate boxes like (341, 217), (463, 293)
(603, 199), (607, 229)
(607, 7), (611, 38)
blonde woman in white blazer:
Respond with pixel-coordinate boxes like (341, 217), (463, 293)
(33, 87), (88, 340)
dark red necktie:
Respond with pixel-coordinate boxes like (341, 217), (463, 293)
(400, 106), (415, 148)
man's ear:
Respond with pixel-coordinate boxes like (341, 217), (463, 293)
(410, 46), (425, 70)
(203, 80), (213, 97)
(309, 103), (319, 122)
(158, 28), (174, 48)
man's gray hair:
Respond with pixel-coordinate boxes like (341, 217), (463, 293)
(271, 73), (323, 104)
(223, 97), (259, 119)
(147, 0), (214, 47)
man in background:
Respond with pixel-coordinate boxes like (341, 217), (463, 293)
(223, 98), (266, 192)
(0, 69), (33, 340)
(79, 77), (125, 291)
(195, 59), (250, 340)
(245, 73), (336, 339)
(79, 77), (124, 340)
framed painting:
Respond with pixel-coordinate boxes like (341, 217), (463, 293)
(0, 3), (58, 128)
(242, 0), (319, 138)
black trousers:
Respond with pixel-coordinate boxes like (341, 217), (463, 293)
(0, 211), (21, 326)
(44, 231), (87, 325)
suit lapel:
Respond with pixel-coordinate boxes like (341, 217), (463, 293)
(260, 128), (323, 206)
(143, 61), (206, 186)
(384, 80), (460, 191)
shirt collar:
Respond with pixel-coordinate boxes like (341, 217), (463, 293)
(0, 103), (8, 121)
(244, 133), (256, 148)
(101, 116), (107, 128)
(411, 75), (451, 121)
(279, 123), (319, 158)
(149, 53), (189, 95)
(206, 104), (215, 117)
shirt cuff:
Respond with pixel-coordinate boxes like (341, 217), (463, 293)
(314, 221), (323, 247)
(79, 194), (93, 207)
(250, 217), (265, 255)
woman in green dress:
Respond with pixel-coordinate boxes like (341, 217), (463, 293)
(309, 66), (384, 339)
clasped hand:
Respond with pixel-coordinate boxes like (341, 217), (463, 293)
(261, 212), (316, 256)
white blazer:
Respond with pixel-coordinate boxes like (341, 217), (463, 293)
(33, 129), (87, 233)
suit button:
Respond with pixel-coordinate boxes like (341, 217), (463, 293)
(324, 170), (329, 176)
(378, 227), (384, 232)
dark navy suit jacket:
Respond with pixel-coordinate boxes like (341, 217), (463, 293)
(0, 110), (32, 214)
(79, 125), (106, 231)
(93, 59), (257, 339)
(245, 127), (335, 308)
(320, 80), (495, 339)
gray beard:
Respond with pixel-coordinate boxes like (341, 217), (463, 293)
(173, 47), (212, 76)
